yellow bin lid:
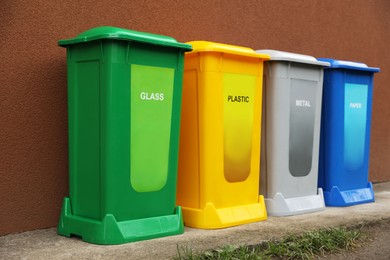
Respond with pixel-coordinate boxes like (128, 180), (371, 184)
(187, 41), (270, 60)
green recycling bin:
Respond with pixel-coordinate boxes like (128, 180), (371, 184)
(57, 26), (192, 244)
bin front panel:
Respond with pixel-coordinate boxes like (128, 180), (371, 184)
(344, 83), (369, 172)
(201, 53), (263, 208)
(130, 64), (174, 192)
(262, 61), (323, 199)
(65, 41), (186, 221)
(289, 79), (318, 177)
(103, 43), (184, 221)
(223, 73), (256, 182)
(319, 69), (375, 191)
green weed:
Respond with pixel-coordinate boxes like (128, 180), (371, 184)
(175, 226), (363, 260)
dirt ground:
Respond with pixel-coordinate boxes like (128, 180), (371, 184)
(323, 218), (390, 260)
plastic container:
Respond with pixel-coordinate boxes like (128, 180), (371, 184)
(57, 26), (192, 244)
(177, 41), (269, 228)
(257, 50), (329, 216)
(318, 58), (380, 206)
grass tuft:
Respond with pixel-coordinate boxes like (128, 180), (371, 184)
(175, 226), (364, 260)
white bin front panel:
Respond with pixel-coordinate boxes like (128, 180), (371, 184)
(261, 61), (323, 199)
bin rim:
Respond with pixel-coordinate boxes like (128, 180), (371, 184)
(58, 26), (192, 51)
(187, 41), (270, 60)
(317, 58), (380, 72)
(256, 49), (329, 67)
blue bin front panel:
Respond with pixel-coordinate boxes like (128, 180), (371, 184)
(319, 69), (374, 192)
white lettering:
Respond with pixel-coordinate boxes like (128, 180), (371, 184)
(140, 92), (165, 101)
(296, 100), (311, 107)
(349, 103), (362, 109)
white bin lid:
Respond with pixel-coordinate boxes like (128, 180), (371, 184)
(256, 50), (329, 67)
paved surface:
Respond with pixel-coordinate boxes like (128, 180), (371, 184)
(1, 182), (390, 260)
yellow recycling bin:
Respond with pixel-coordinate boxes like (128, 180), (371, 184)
(177, 41), (270, 229)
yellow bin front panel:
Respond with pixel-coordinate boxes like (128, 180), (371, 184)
(177, 42), (269, 229)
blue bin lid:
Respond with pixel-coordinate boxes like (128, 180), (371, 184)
(317, 58), (380, 72)
(256, 50), (330, 67)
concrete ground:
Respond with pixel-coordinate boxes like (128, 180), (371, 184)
(1, 182), (390, 260)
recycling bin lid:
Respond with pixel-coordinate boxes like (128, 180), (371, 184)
(58, 26), (192, 50)
(256, 49), (329, 67)
(188, 41), (270, 60)
(317, 58), (380, 72)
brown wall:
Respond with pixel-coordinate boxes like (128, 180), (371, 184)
(1, 0), (389, 235)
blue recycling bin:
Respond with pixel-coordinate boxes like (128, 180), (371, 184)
(318, 58), (380, 207)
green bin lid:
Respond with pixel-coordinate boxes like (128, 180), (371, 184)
(58, 26), (192, 50)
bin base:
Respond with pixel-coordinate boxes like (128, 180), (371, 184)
(57, 197), (184, 245)
(181, 196), (267, 229)
(265, 188), (325, 216)
(323, 182), (375, 207)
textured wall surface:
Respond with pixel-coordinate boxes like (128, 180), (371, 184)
(1, 0), (389, 235)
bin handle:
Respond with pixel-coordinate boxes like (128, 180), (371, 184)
(99, 41), (104, 63)
(219, 53), (224, 71)
(287, 61), (291, 78)
(265, 62), (271, 78)
(197, 53), (202, 72)
(126, 42), (132, 64)
(177, 50), (183, 70)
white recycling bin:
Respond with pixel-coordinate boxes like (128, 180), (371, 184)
(257, 50), (329, 216)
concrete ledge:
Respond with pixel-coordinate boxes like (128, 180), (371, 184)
(2, 182), (390, 259)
